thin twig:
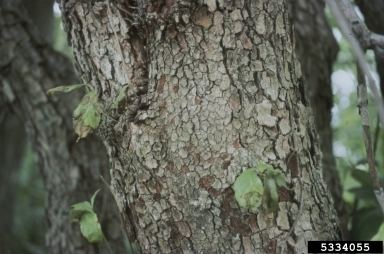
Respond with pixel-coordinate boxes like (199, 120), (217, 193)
(357, 68), (379, 188)
(327, 0), (384, 215)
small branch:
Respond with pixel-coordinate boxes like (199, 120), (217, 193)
(357, 68), (379, 187)
(357, 63), (384, 213)
(371, 33), (384, 49)
(326, 0), (384, 214)
(326, 0), (384, 128)
(334, 0), (384, 50)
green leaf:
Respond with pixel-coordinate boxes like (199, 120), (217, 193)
(90, 189), (101, 208)
(372, 223), (384, 241)
(256, 161), (274, 175)
(348, 187), (376, 201)
(232, 169), (264, 211)
(256, 162), (286, 212)
(47, 84), (85, 95)
(70, 201), (93, 221)
(273, 172), (286, 188)
(351, 169), (372, 187)
(351, 207), (383, 240)
(73, 90), (102, 139)
(79, 212), (104, 243)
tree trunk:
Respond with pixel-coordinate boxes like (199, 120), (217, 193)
(0, 1), (125, 253)
(0, 112), (26, 254)
(24, 0), (55, 44)
(0, 2), (53, 252)
(60, 0), (340, 253)
(289, 0), (348, 237)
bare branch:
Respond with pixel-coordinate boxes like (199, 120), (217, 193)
(326, 0), (384, 214)
(335, 0), (384, 49)
(326, 0), (384, 127)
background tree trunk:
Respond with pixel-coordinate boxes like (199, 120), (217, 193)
(60, 0), (340, 253)
(289, 0), (348, 237)
(0, 1), (125, 253)
(0, 112), (26, 254)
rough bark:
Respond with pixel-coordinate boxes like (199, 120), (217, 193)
(60, 0), (341, 253)
(0, 1), (125, 253)
(289, 0), (347, 236)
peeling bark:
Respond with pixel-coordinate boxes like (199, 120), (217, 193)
(0, 1), (125, 253)
(60, 0), (341, 253)
(289, 0), (347, 237)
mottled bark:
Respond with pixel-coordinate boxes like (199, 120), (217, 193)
(60, 0), (340, 253)
(289, 0), (347, 236)
(0, 1), (124, 253)
(355, 0), (384, 96)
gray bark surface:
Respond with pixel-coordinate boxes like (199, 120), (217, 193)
(0, 1), (125, 253)
(290, 0), (347, 236)
(60, 0), (341, 253)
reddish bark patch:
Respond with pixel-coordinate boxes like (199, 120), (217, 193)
(287, 152), (299, 178)
(166, 24), (178, 39)
(193, 7), (212, 29)
(230, 216), (252, 236)
(148, 180), (163, 201)
(240, 32), (253, 50)
(220, 188), (253, 236)
(278, 187), (292, 202)
(148, 0), (175, 18)
(247, 215), (259, 233)
(158, 100), (167, 112)
(177, 33), (188, 50)
(199, 175), (221, 196)
(233, 138), (241, 148)
(167, 161), (176, 173)
(229, 95), (241, 110)
(222, 160), (231, 169)
(195, 96), (202, 105)
(199, 175), (215, 190)
(172, 84), (179, 93)
(157, 74), (166, 93)
(136, 197), (145, 210)
(267, 239), (277, 254)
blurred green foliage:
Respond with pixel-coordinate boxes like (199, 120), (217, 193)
(331, 33), (384, 241)
(10, 144), (45, 254)
(53, 16), (73, 58)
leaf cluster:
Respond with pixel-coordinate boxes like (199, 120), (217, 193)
(69, 190), (104, 243)
(232, 162), (286, 213)
(47, 84), (102, 139)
